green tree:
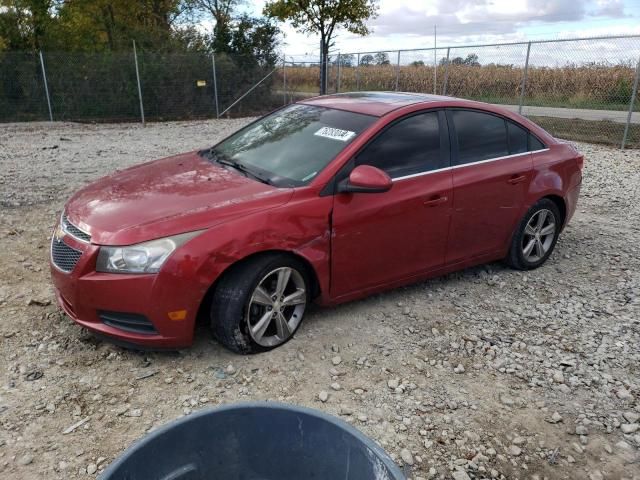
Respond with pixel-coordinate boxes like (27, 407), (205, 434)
(360, 53), (373, 66)
(0, 0), (56, 50)
(185, 0), (242, 53)
(334, 53), (354, 66)
(374, 51), (388, 65)
(229, 14), (278, 65)
(264, 0), (378, 94)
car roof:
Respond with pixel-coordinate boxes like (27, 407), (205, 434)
(300, 91), (463, 116)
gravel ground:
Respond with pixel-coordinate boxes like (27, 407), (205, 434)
(0, 120), (639, 480)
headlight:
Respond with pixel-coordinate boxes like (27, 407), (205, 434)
(96, 231), (202, 274)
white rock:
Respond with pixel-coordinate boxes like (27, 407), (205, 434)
(318, 391), (329, 402)
(400, 448), (414, 465)
(17, 454), (33, 466)
(616, 388), (633, 400)
(512, 435), (526, 445)
(452, 470), (472, 480)
(576, 425), (588, 436)
(548, 411), (563, 423)
(508, 445), (522, 456)
(620, 423), (639, 434)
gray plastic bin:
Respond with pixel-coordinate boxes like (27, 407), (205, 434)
(100, 401), (405, 480)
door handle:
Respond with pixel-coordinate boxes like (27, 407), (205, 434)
(507, 174), (527, 185)
(423, 195), (448, 207)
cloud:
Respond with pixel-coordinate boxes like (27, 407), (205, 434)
(368, 0), (628, 38)
(591, 0), (626, 17)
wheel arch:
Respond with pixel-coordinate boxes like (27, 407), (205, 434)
(195, 249), (322, 326)
(540, 194), (567, 227)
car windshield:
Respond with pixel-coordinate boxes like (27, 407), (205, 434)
(209, 104), (375, 187)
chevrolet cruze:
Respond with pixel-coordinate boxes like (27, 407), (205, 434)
(50, 92), (583, 353)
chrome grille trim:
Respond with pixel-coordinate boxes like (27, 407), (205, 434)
(51, 237), (83, 273)
(61, 213), (91, 243)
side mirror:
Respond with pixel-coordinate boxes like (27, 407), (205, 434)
(337, 165), (393, 194)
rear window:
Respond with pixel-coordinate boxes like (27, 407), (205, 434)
(507, 121), (528, 154)
(451, 110), (508, 165)
(529, 134), (546, 151)
(214, 104), (375, 186)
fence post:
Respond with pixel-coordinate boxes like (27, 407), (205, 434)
(395, 50), (401, 91)
(518, 42), (532, 115)
(132, 40), (145, 126)
(621, 56), (640, 149)
(325, 54), (329, 94)
(337, 53), (341, 93)
(211, 53), (219, 118)
(282, 57), (287, 105)
(38, 51), (53, 122)
(442, 47), (450, 95)
(356, 53), (361, 91)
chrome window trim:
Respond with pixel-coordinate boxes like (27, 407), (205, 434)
(391, 148), (550, 182)
(61, 212), (91, 243)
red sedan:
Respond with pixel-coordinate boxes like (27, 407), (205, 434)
(50, 92), (583, 353)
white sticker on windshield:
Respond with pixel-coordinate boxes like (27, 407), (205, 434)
(314, 126), (356, 142)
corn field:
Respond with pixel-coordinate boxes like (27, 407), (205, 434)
(282, 62), (638, 111)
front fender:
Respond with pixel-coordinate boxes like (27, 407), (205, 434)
(172, 190), (333, 306)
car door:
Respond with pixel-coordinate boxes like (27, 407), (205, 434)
(446, 109), (533, 264)
(330, 110), (452, 299)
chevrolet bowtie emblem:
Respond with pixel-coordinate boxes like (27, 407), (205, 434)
(54, 225), (65, 242)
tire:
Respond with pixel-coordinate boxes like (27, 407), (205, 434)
(210, 253), (310, 354)
(506, 198), (561, 270)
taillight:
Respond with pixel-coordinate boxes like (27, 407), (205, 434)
(576, 155), (584, 171)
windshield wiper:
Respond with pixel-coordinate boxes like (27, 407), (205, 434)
(203, 149), (274, 186)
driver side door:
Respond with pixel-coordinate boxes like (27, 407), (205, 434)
(330, 110), (453, 300)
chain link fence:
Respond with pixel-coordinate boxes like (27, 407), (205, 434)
(2, 35), (639, 148)
(0, 46), (282, 124)
(323, 35), (640, 148)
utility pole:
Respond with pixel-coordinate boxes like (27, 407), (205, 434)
(433, 25), (437, 94)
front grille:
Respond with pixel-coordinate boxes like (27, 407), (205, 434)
(98, 311), (157, 334)
(51, 238), (83, 272)
(62, 214), (91, 242)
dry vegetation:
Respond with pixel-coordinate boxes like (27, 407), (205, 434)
(284, 63), (638, 110)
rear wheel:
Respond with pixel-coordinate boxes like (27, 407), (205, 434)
(211, 254), (310, 354)
(506, 199), (561, 270)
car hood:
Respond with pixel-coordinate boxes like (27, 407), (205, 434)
(64, 151), (293, 245)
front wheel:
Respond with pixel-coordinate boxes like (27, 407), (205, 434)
(211, 254), (310, 354)
(506, 199), (561, 270)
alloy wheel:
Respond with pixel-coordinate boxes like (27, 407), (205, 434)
(522, 208), (556, 263)
(246, 267), (307, 347)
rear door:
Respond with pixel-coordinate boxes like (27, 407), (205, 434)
(446, 109), (533, 263)
(330, 110), (452, 298)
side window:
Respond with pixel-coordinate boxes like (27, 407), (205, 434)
(355, 112), (444, 178)
(529, 134), (546, 151)
(507, 121), (528, 154)
(451, 110), (509, 165)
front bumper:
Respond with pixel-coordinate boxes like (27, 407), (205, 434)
(50, 229), (203, 349)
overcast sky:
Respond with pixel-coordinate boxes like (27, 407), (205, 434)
(242, 0), (640, 60)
